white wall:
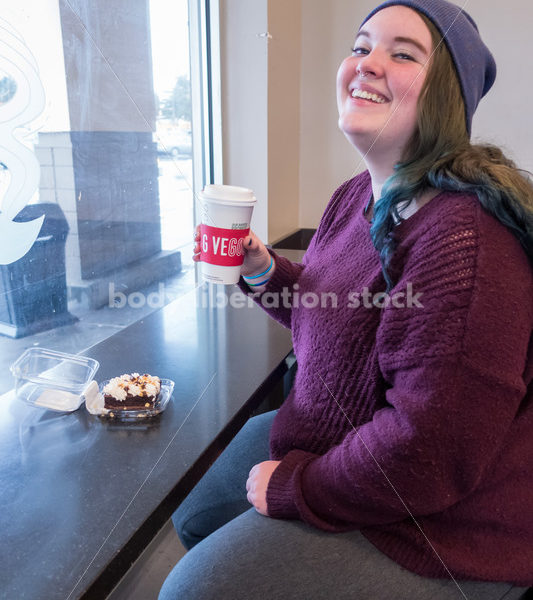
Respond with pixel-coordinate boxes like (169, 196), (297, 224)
(220, 0), (302, 244)
(267, 0), (301, 243)
(299, 0), (371, 229)
(470, 1), (533, 170)
(219, 0), (269, 242)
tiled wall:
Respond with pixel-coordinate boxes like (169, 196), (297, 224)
(35, 132), (80, 281)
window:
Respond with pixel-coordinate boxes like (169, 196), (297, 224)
(0, 0), (220, 394)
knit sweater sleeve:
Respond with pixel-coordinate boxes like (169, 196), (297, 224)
(237, 177), (359, 329)
(237, 250), (304, 329)
(265, 201), (533, 531)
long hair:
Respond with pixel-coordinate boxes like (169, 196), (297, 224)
(370, 13), (533, 292)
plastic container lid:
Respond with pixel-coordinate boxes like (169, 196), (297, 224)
(200, 184), (256, 206)
(10, 348), (99, 412)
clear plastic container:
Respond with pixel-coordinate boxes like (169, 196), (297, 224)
(85, 378), (175, 420)
(10, 348), (100, 412)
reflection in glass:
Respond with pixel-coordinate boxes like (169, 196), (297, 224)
(150, 0), (194, 251)
(0, 73), (16, 104)
(0, 0), (199, 393)
(0, 17), (46, 266)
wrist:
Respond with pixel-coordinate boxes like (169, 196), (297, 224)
(243, 255), (274, 287)
(243, 255), (273, 280)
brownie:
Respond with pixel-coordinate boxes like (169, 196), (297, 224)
(103, 373), (161, 411)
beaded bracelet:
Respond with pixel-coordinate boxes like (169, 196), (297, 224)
(242, 256), (273, 281)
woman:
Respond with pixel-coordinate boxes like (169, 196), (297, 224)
(160, 1), (533, 598)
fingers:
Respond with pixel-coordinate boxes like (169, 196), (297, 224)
(193, 226), (201, 261)
(245, 474), (253, 505)
(247, 465), (256, 485)
(246, 476), (256, 507)
(193, 241), (201, 261)
(245, 465), (269, 514)
(246, 465), (257, 494)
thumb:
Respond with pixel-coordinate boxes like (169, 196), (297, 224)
(243, 233), (262, 254)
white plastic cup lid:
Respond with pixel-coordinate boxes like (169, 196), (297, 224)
(200, 184), (256, 206)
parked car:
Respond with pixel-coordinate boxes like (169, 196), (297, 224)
(156, 130), (192, 157)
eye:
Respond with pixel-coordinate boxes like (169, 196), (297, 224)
(394, 52), (415, 61)
(351, 46), (369, 56)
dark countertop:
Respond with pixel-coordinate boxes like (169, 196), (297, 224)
(0, 250), (303, 600)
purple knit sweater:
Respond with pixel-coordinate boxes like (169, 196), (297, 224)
(241, 171), (533, 585)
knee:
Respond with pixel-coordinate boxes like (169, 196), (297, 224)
(159, 545), (228, 600)
(159, 552), (197, 600)
(173, 499), (251, 551)
(171, 511), (203, 551)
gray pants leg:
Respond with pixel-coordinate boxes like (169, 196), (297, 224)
(171, 409), (276, 550)
(161, 410), (528, 600)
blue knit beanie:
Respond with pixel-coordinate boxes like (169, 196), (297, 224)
(360, 0), (497, 136)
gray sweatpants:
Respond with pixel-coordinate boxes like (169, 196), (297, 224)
(159, 410), (528, 600)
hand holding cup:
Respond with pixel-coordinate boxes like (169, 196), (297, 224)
(194, 225), (272, 279)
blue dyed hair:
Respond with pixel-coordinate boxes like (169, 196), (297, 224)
(369, 14), (533, 292)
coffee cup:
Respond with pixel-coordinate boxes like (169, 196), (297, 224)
(199, 184), (256, 284)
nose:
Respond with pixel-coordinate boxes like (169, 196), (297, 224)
(355, 50), (383, 78)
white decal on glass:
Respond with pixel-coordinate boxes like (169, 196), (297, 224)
(0, 17), (46, 265)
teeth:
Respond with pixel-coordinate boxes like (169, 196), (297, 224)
(351, 89), (386, 103)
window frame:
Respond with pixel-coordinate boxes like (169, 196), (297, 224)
(189, 0), (222, 199)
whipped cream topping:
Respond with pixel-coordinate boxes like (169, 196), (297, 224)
(103, 373), (161, 402)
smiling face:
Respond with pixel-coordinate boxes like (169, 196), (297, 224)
(337, 6), (433, 162)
